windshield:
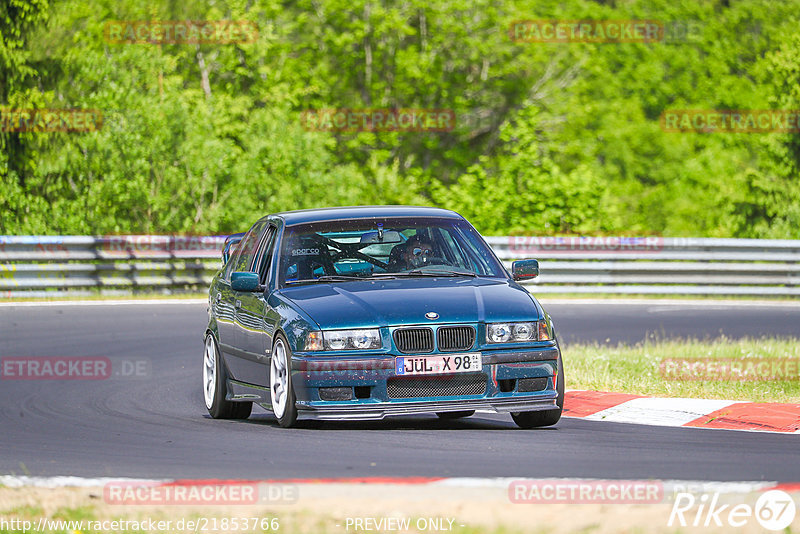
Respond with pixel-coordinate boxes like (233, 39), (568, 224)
(278, 217), (506, 286)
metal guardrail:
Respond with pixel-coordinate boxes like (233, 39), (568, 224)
(487, 236), (800, 296)
(1, 235), (799, 297)
(0, 236), (224, 297)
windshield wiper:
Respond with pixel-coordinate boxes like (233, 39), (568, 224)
(285, 275), (368, 284)
(286, 271), (478, 284)
(372, 270), (477, 278)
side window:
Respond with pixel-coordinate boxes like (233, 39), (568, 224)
(231, 220), (269, 274)
(255, 226), (278, 284)
(222, 246), (241, 280)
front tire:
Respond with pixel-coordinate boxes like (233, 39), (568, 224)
(511, 352), (564, 429)
(203, 334), (252, 419)
(270, 333), (298, 428)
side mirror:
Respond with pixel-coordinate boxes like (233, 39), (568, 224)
(231, 271), (262, 292)
(511, 259), (539, 281)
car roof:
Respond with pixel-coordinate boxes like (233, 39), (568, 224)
(270, 206), (462, 227)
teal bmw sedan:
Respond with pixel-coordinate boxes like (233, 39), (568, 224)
(203, 206), (564, 428)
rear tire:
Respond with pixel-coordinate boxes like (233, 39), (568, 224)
(203, 334), (253, 419)
(270, 333), (298, 428)
(512, 352), (564, 429)
(436, 410), (475, 419)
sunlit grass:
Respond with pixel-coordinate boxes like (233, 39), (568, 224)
(562, 336), (800, 402)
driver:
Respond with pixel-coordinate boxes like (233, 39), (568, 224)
(387, 234), (434, 271)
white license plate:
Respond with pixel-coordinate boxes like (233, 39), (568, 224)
(395, 353), (482, 376)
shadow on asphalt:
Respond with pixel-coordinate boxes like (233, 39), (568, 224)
(230, 413), (560, 432)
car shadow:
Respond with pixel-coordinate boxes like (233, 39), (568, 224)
(239, 413), (558, 431)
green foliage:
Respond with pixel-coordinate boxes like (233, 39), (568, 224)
(739, 33), (800, 238)
(1, 0), (799, 236)
(434, 105), (609, 234)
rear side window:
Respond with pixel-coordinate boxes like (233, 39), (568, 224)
(222, 247), (240, 280)
(230, 220), (269, 275)
(254, 225), (278, 285)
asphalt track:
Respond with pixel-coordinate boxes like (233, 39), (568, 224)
(0, 300), (798, 481)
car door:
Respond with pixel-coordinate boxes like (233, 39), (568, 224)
(232, 224), (279, 387)
(216, 219), (269, 381)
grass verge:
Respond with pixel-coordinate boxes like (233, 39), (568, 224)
(0, 500), (534, 534)
(563, 336), (800, 403)
(2, 484), (774, 534)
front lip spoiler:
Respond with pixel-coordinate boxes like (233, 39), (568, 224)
(293, 394), (559, 421)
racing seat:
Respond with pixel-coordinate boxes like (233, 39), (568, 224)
(285, 241), (335, 280)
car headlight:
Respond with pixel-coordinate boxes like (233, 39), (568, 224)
(487, 322), (539, 343)
(304, 329), (381, 351)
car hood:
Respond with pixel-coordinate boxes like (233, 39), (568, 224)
(279, 277), (542, 329)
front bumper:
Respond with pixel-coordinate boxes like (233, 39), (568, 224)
(289, 345), (561, 421)
(299, 395), (558, 421)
